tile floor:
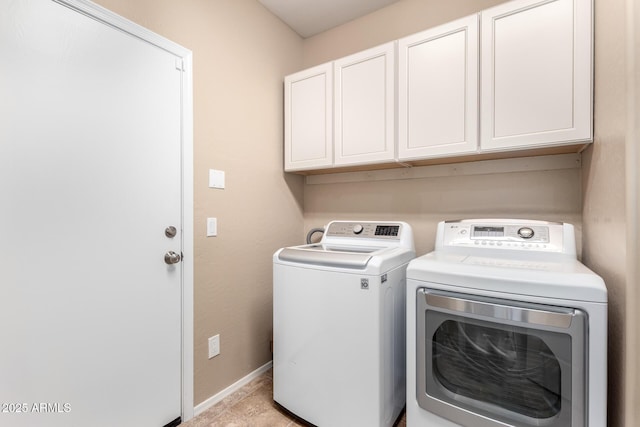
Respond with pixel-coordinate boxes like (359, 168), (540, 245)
(180, 369), (407, 427)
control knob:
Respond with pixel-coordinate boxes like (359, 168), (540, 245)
(353, 224), (364, 235)
(518, 227), (535, 239)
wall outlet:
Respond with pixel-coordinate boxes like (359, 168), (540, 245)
(208, 334), (220, 359)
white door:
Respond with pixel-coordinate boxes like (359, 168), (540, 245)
(480, 0), (592, 151)
(334, 42), (395, 166)
(284, 63), (333, 172)
(0, 1), (186, 426)
(397, 15), (479, 161)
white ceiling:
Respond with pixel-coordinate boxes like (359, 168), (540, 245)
(258, 0), (403, 38)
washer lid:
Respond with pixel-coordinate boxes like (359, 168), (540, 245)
(407, 251), (607, 303)
(275, 244), (415, 273)
(277, 244), (378, 269)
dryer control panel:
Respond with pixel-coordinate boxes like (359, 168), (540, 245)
(438, 219), (576, 256)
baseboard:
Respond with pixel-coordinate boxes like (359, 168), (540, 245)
(193, 360), (273, 417)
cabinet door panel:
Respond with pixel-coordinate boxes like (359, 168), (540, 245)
(398, 15), (479, 160)
(334, 43), (395, 166)
(481, 0), (592, 150)
(284, 64), (333, 171)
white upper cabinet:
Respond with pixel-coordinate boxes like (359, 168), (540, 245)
(334, 42), (395, 166)
(282, 0), (593, 173)
(480, 0), (592, 151)
(284, 63), (333, 171)
(398, 15), (479, 161)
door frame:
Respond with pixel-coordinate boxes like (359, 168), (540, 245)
(53, 0), (195, 420)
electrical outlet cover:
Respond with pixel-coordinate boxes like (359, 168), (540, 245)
(208, 335), (220, 358)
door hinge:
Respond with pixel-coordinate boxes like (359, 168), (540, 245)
(175, 58), (185, 71)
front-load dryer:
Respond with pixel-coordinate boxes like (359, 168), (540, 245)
(273, 221), (415, 427)
(406, 219), (607, 427)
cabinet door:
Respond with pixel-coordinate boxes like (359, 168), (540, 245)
(480, 0), (592, 151)
(284, 63), (333, 171)
(334, 42), (395, 166)
(398, 15), (479, 161)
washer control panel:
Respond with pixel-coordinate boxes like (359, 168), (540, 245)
(440, 220), (568, 253)
(325, 222), (401, 240)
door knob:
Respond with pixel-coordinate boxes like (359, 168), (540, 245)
(164, 251), (181, 265)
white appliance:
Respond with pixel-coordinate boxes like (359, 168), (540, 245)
(273, 221), (415, 427)
(406, 219), (607, 427)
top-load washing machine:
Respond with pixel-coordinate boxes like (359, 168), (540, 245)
(273, 221), (415, 427)
(406, 219), (607, 427)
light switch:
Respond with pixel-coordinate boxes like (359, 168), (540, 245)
(207, 218), (217, 237)
(209, 169), (225, 189)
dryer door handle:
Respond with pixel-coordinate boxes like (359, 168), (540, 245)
(423, 290), (575, 329)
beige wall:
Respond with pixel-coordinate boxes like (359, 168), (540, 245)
(581, 0), (629, 425)
(626, 0), (640, 421)
(92, 0), (305, 405)
(304, 164), (583, 257)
